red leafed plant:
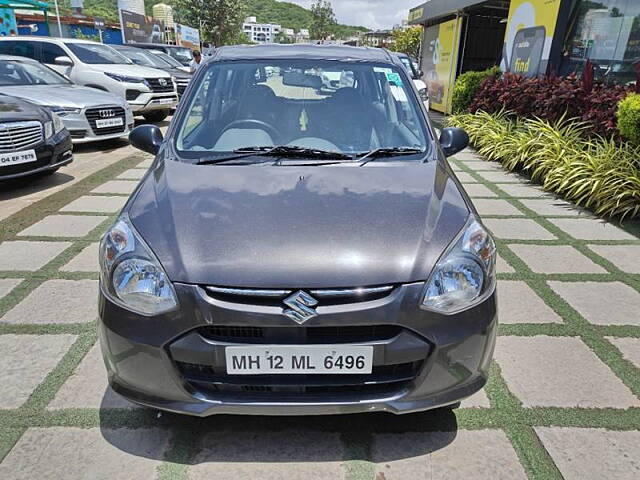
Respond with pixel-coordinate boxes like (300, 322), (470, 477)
(470, 72), (631, 139)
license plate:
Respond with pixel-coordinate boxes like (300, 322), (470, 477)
(225, 345), (373, 375)
(95, 117), (123, 128)
(0, 149), (37, 167)
(157, 98), (175, 105)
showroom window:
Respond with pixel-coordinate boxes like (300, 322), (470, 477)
(561, 0), (640, 84)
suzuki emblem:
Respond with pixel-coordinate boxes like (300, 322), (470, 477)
(283, 291), (318, 324)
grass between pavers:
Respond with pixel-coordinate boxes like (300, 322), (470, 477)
(0, 149), (639, 480)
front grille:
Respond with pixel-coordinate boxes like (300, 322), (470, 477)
(175, 78), (190, 95)
(200, 324), (402, 344)
(205, 285), (395, 307)
(177, 360), (424, 401)
(0, 121), (43, 153)
(85, 107), (126, 136)
(145, 77), (174, 93)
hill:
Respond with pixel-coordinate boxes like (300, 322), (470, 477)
(55, 0), (369, 39)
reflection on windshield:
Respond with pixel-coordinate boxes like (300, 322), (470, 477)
(66, 43), (131, 65)
(176, 60), (428, 158)
(0, 60), (69, 86)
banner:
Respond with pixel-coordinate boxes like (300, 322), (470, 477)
(501, 0), (562, 77)
(120, 9), (164, 44)
(176, 24), (200, 50)
(422, 18), (462, 113)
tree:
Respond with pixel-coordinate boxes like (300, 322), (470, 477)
(172, 0), (246, 46)
(392, 26), (422, 59)
(310, 0), (336, 40)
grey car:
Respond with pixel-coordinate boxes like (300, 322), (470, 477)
(0, 55), (134, 144)
(98, 45), (497, 416)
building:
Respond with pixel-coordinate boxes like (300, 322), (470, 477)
(361, 30), (394, 49)
(296, 28), (310, 43)
(243, 17), (282, 44)
(152, 3), (174, 29)
(409, 0), (639, 113)
(117, 0), (145, 16)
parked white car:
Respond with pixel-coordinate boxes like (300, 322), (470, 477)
(0, 37), (178, 122)
(395, 53), (430, 111)
(0, 55), (134, 143)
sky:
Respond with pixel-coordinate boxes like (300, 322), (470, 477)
(283, 0), (419, 30)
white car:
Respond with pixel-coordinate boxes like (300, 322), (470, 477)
(395, 53), (430, 111)
(0, 37), (178, 122)
(0, 55), (134, 144)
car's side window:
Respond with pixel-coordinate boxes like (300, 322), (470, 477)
(0, 41), (38, 60)
(41, 43), (67, 64)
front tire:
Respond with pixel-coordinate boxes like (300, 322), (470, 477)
(142, 110), (169, 123)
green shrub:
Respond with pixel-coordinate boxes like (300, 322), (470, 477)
(617, 93), (640, 145)
(448, 111), (640, 220)
(451, 67), (500, 114)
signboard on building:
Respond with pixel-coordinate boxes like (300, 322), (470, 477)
(422, 18), (462, 113)
(120, 9), (164, 44)
(176, 24), (200, 49)
(501, 0), (563, 77)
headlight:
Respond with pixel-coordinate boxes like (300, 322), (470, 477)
(49, 107), (81, 117)
(419, 88), (429, 101)
(99, 214), (178, 315)
(44, 112), (65, 138)
(105, 72), (145, 83)
(422, 216), (496, 314)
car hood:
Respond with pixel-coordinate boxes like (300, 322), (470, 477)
(128, 159), (470, 288)
(0, 94), (49, 122)
(91, 63), (171, 78)
(0, 85), (126, 109)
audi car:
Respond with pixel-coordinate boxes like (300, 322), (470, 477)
(0, 55), (134, 143)
(0, 94), (72, 181)
(99, 44), (496, 416)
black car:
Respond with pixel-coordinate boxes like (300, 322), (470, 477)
(0, 94), (72, 181)
(99, 44), (495, 416)
(130, 43), (193, 67)
(112, 45), (192, 97)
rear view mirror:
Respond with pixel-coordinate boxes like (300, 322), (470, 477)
(129, 125), (163, 155)
(54, 56), (74, 66)
(282, 71), (323, 89)
(439, 127), (469, 158)
(415, 69), (424, 79)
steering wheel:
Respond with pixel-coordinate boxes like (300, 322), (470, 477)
(221, 119), (280, 144)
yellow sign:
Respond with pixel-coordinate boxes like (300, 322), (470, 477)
(501, 0), (562, 77)
(422, 18), (462, 113)
(409, 8), (424, 23)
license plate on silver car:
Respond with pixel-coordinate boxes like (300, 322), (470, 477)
(0, 149), (37, 166)
(96, 118), (123, 128)
(225, 345), (373, 375)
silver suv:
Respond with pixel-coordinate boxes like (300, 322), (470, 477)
(0, 37), (177, 122)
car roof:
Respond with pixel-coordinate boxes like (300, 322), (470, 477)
(0, 36), (100, 45)
(213, 44), (398, 64)
(134, 43), (186, 48)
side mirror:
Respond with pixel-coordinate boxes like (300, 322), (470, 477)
(415, 70), (424, 79)
(129, 125), (163, 155)
(54, 56), (74, 66)
(439, 127), (469, 158)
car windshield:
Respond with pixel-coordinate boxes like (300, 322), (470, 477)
(176, 60), (429, 159)
(168, 47), (193, 65)
(0, 59), (70, 86)
(119, 48), (170, 68)
(152, 50), (184, 68)
(66, 43), (132, 65)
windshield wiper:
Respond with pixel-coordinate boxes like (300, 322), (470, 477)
(356, 147), (425, 166)
(197, 146), (354, 165)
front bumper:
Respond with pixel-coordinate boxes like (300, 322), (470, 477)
(0, 131), (73, 181)
(128, 93), (178, 113)
(98, 282), (497, 416)
(62, 107), (134, 144)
